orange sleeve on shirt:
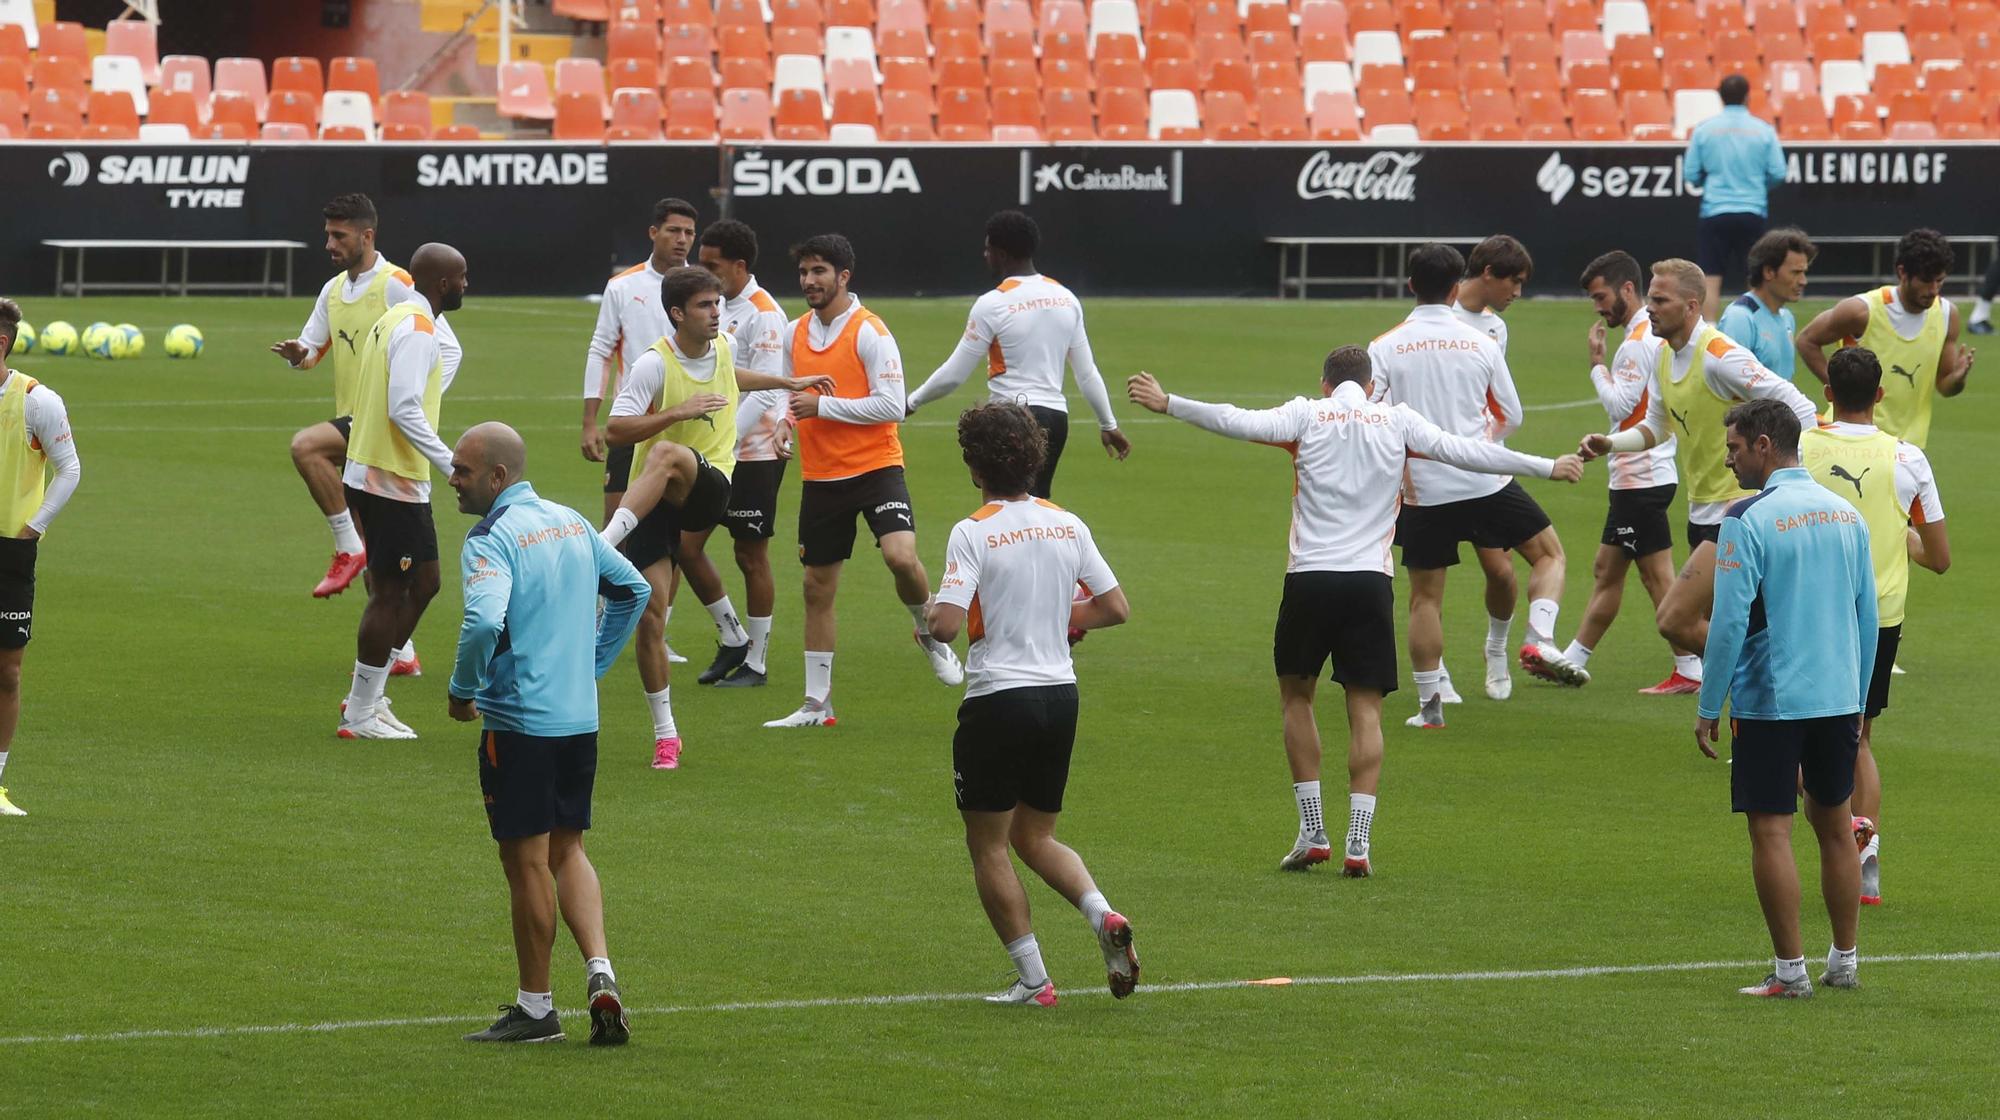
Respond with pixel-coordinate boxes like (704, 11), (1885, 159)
(390, 268), (414, 286)
(1705, 336), (1733, 359)
(410, 314), (435, 335)
(966, 594), (984, 641)
(968, 502), (1004, 521)
(1909, 497), (1928, 525)
(997, 278), (1024, 293)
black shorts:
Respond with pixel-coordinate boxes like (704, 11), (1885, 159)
(1602, 483), (1677, 558)
(477, 728), (598, 841)
(343, 486), (438, 580)
(0, 537), (37, 650)
(1731, 714), (1860, 814)
(623, 451), (731, 571)
(1696, 212), (1769, 292)
(1396, 480), (1552, 570)
(952, 684), (1079, 813)
(1273, 570), (1398, 694)
(328, 415), (353, 442)
(1866, 624), (1902, 719)
(603, 443), (634, 494)
(798, 466), (916, 567)
(1686, 519), (1722, 550)
(1028, 405), (1069, 500)
(724, 457), (786, 542)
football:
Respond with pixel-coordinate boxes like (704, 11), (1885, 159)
(117, 323), (146, 358)
(164, 323), (205, 359)
(38, 321), (79, 356)
(12, 321), (33, 354)
(83, 321), (125, 360)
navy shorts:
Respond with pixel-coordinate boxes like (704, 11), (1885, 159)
(478, 728), (598, 841)
(1730, 714), (1860, 814)
(1696, 212), (1768, 293)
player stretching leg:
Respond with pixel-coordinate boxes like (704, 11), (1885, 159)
(335, 244), (468, 739)
(766, 235), (963, 729)
(1132, 353), (1581, 875)
(906, 210), (1131, 499)
(927, 402), (1137, 1005)
(1561, 251), (1701, 693)
(1801, 348), (1950, 906)
(0, 300), (82, 818)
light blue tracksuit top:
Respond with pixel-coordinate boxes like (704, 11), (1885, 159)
(1699, 467), (1878, 722)
(1684, 105), (1787, 218)
(449, 481), (651, 736)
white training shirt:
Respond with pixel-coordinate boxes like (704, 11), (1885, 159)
(1451, 300), (1510, 352)
(1168, 381), (1558, 576)
(906, 274), (1119, 430)
(1, 369), (81, 535)
(295, 255), (462, 389)
(1590, 308), (1679, 490)
(1638, 316), (1820, 524)
(1366, 303), (1524, 506)
(779, 296), (907, 427)
(341, 293), (453, 504)
(1883, 288), (1951, 337)
(1825, 420), (1946, 523)
(583, 260), (673, 401)
(610, 334), (722, 422)
(725, 275), (793, 462)
(934, 496), (1118, 698)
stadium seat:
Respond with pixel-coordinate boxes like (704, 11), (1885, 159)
(1672, 87), (1723, 134)
(1408, 33), (1455, 67)
(991, 84), (1040, 128)
(1245, 0), (1290, 36)
(1299, 0), (1351, 57)
(1863, 30), (1914, 77)
(1819, 59), (1870, 112)
(716, 21), (769, 59)
(607, 56), (659, 91)
(208, 90), (258, 133)
(1561, 30), (1609, 75)
(632, 0), (679, 21)
(327, 57), (381, 107)
(664, 87), (717, 138)
(0, 56), (19, 101)
(1043, 29), (1089, 62)
(80, 119), (137, 140)
(830, 85), (879, 126)
(716, 0), (764, 26)
(1912, 31), (1966, 66)
(1201, 88), (1255, 137)
(382, 89), (433, 138)
(773, 24), (826, 56)
(434, 123), (482, 140)
(880, 87), (937, 139)
(1149, 87), (1202, 138)
(664, 56), (717, 93)
(37, 20), (84, 59)
(0, 23), (26, 62)
(1622, 87), (1671, 132)
(882, 56), (934, 93)
(1042, 0), (1086, 38)
(936, 86), (990, 138)
(1885, 87), (1932, 125)
(156, 55), (214, 111)
(1352, 30), (1405, 70)
(1570, 86), (1623, 138)
(1613, 56), (1662, 91)
(1546, 0), (1594, 34)
(85, 88), (139, 131)
(1452, 0), (1502, 35)
(1666, 56), (1717, 90)
(1838, 114), (1885, 137)
(990, 56), (1040, 93)
(1876, 61), (1922, 98)
(267, 88), (318, 130)
(104, 19), (159, 85)
(1401, 0), (1449, 36)
(1040, 57), (1086, 92)
(935, 56), (983, 91)
(1829, 90), (1882, 128)
(497, 61), (556, 120)
(26, 86), (83, 128)
(319, 124), (368, 141)
(607, 18), (660, 66)
(1462, 59), (1508, 90)
(877, 26), (933, 57)
(1097, 84), (1147, 138)
(1043, 86), (1095, 138)
(31, 55), (86, 96)
(774, 53), (828, 98)
(259, 121), (310, 141)
(1367, 121), (1420, 141)
(1258, 86), (1311, 137)
(1090, 0), (1142, 52)
(1888, 118), (1939, 138)
(271, 57), (325, 103)
(775, 88), (830, 138)
(138, 122), (190, 142)
(1926, 62), (1973, 92)
(322, 90), (377, 139)
(1347, 0), (1396, 33)
(775, 0), (825, 28)
(1934, 89), (1991, 135)
(1768, 60), (1820, 115)
(1411, 58), (1459, 90)
(826, 26), (881, 77)
(658, 21), (713, 59)
(718, 87), (774, 139)
(1357, 82), (1413, 124)
(197, 120), (248, 140)
(556, 58), (609, 118)
(1601, 0), (1651, 46)
(1098, 56), (1145, 88)
(1255, 58), (1304, 95)
(1466, 88), (1519, 137)
(1813, 29), (1862, 60)
(147, 87), (200, 130)
(1412, 87), (1468, 137)
(987, 0), (1033, 37)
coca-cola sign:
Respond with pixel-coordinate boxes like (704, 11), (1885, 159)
(1295, 151), (1423, 202)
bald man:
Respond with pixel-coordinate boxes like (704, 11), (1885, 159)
(337, 243), (469, 739)
(448, 422), (650, 1045)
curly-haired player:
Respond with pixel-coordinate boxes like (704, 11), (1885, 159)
(924, 401), (1138, 1007)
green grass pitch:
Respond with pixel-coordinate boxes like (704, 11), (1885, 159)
(2, 291), (1995, 1117)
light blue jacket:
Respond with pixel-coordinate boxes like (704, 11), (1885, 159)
(449, 481), (650, 736)
(1684, 106), (1787, 218)
(1717, 292), (1798, 380)
(1699, 468), (1878, 721)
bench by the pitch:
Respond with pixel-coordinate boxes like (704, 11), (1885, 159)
(1269, 236), (1488, 300)
(43, 239), (310, 298)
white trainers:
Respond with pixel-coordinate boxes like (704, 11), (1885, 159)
(763, 701), (837, 728)
(917, 631), (965, 686)
(1279, 832), (1332, 871)
(373, 697), (417, 736)
(1438, 669), (1464, 705)
(338, 709), (418, 739)
(1342, 837), (1372, 878)
(1404, 693), (1445, 729)
(665, 640), (688, 665)
(983, 977), (1058, 1007)
(1520, 642), (1590, 687)
(1484, 648), (1513, 700)
(0, 786), (25, 816)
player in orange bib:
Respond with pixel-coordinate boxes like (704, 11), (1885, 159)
(763, 235), (964, 728)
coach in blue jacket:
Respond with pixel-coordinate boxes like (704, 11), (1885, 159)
(1697, 399), (1876, 1000)
(447, 421), (651, 1045)
(1685, 74), (1787, 319)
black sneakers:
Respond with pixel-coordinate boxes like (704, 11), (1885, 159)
(587, 973), (630, 1046)
(714, 663), (767, 688)
(463, 1004), (564, 1043)
(697, 642), (751, 685)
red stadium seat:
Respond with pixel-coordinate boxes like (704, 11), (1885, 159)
(31, 55), (87, 95)
(1097, 56), (1144, 89)
(665, 87), (718, 138)
(1413, 87), (1469, 137)
(990, 56), (1040, 93)
(715, 22), (768, 58)
(719, 55), (772, 90)
(663, 23), (716, 58)
(271, 56), (324, 100)
(0, 25), (26, 65)
(1097, 85), (1148, 139)
(0, 57), (24, 101)
(1259, 87), (1312, 137)
(1463, 59), (1509, 89)
(208, 90), (259, 133)
(321, 124), (369, 141)
(665, 57), (717, 93)
(383, 90), (434, 136)
(882, 57), (934, 93)
(1043, 86), (1096, 138)
(1467, 88), (1520, 137)
(149, 88), (203, 130)
(937, 86), (991, 138)
(774, 0), (825, 27)
(1207, 57), (1258, 101)
(935, 55), (985, 91)
(775, 88), (830, 139)
(1912, 31), (1967, 65)
(718, 88), (774, 139)
(328, 57), (380, 103)
(1203, 88), (1257, 137)
(267, 88), (319, 128)
(772, 24), (825, 55)
(992, 85), (1041, 128)
(1357, 83), (1413, 124)
(1549, 0), (1596, 33)
(881, 87), (938, 139)
(1256, 59), (1304, 95)
(830, 86), (880, 126)
(829, 0), (876, 23)
(1412, 58), (1460, 90)
(553, 90), (607, 139)
(1779, 97), (1833, 138)
(1570, 86), (1623, 138)
(1622, 87), (1671, 132)
(1665, 56), (1717, 90)
(990, 28), (1037, 60)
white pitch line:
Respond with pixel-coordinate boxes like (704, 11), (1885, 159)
(4, 950), (1994, 1047)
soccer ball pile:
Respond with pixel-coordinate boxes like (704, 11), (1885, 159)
(15, 321), (203, 360)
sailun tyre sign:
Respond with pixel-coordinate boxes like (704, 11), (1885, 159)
(46, 151), (251, 207)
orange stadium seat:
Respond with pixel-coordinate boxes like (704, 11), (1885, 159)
(775, 0), (825, 27)
(1149, 54), (1201, 88)
(1666, 56), (1717, 90)
(1622, 87), (1670, 131)
(321, 124), (370, 141)
(1401, 1), (1449, 35)
(31, 56), (87, 95)
(1463, 59), (1508, 89)
(1467, 89), (1520, 137)
(1314, 90), (1364, 136)
(329, 57), (380, 103)
(1454, 0), (1504, 34)
(990, 27), (1036, 59)
(1913, 31), (1968, 64)
(1780, 97), (1833, 138)
(1207, 56), (1257, 100)
(553, 90), (607, 139)
(830, 86), (879, 126)
(829, 0), (876, 22)
(878, 26), (932, 56)
(85, 90), (136, 132)
(1042, 0), (1087, 37)
(1096, 85), (1148, 138)
(199, 120), (249, 140)
(937, 86), (991, 138)
(773, 24), (825, 54)
(716, 21), (768, 58)
(1408, 34), (1456, 66)
(775, 88), (830, 138)
(555, 0), (613, 18)
(383, 90), (434, 136)
(991, 56), (1040, 92)
(0, 25), (26, 64)
(663, 23), (715, 58)
(1885, 87), (1933, 124)
(1830, 91), (1882, 126)
(664, 57), (716, 93)
(435, 123), (483, 140)
(1549, 0), (1597, 34)
(104, 19), (159, 84)
(1925, 62), (1973, 91)
(1246, 0), (1291, 36)
(148, 88), (202, 130)
(1812, 29), (1862, 59)
(259, 121), (310, 140)
(1043, 86), (1095, 138)
(208, 90), (258, 132)
(37, 21), (86, 59)
(881, 87), (937, 138)
(1097, 56), (1144, 88)
(1888, 118), (1939, 138)
(1873, 61), (1920, 97)
(718, 88), (774, 139)
(1933, 89), (1991, 135)
(1203, 88), (1257, 136)
(1509, 31), (1558, 71)
(719, 54), (772, 88)
(991, 85), (1040, 128)
(267, 88), (318, 129)
(607, 19), (660, 65)
(0, 88), (27, 136)
(608, 55), (659, 90)
(271, 56), (324, 100)
(1839, 115), (1885, 137)
(1412, 58), (1460, 89)
(935, 55), (984, 90)
(665, 87), (718, 137)
(619, 0), (667, 19)
(1259, 87), (1312, 137)
(1571, 86), (1623, 138)
(1414, 87), (1469, 137)
(1357, 83), (1413, 124)
(0, 57), (23, 100)
(1349, 1), (1398, 32)
(497, 60), (555, 119)
(1566, 59), (1613, 91)
(556, 58), (608, 109)
(717, 0), (764, 25)
(882, 57), (934, 92)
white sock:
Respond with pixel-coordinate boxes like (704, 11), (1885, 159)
(1414, 668), (1444, 703)
(395, 640), (416, 664)
(1774, 955), (1808, 984)
(707, 596), (749, 647)
(1828, 944), (1857, 972)
(745, 615), (773, 673)
(1348, 792), (1376, 848)
(344, 659), (389, 716)
(517, 989), (554, 1018)
(1292, 779), (1324, 839)
(1526, 598), (1559, 646)
(646, 686), (676, 739)
(1077, 889), (1111, 935)
(328, 510), (363, 554)
(906, 599), (932, 639)
(804, 650), (833, 705)
(1974, 296), (1993, 324)
(600, 507), (638, 547)
(1005, 932), (1050, 987)
(0, 749), (9, 781)
(1485, 614), (1512, 655)
(586, 956), (615, 982)
(1675, 653), (1703, 681)
(1563, 639), (1593, 669)
(1862, 833), (1880, 861)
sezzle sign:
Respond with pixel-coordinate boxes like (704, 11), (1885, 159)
(732, 152), (921, 196)
(1535, 153), (1701, 205)
(416, 152), (608, 187)
(46, 151), (250, 208)
(1539, 148), (1951, 206)
(1296, 151), (1421, 201)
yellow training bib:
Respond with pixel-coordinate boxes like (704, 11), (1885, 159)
(637, 335), (738, 478)
(325, 263), (404, 419)
(0, 372), (49, 538)
(1659, 326), (1755, 506)
(1802, 426), (1907, 626)
(347, 303), (444, 483)
(1854, 286), (1948, 449)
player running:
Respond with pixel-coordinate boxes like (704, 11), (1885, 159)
(1717, 228), (1814, 378)
(1795, 228), (1975, 449)
(925, 401), (1138, 1007)
(1578, 259), (1820, 655)
(1559, 251), (1702, 694)
(272, 193), (461, 631)
(335, 244), (469, 740)
(0, 299), (82, 818)
(765, 234), (963, 728)
(1130, 351), (1582, 875)
(1370, 243), (1581, 731)
(1800, 347), (1950, 907)
(905, 210), (1131, 498)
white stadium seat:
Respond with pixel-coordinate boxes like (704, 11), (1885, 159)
(321, 91), (377, 139)
(825, 26), (880, 81)
(0, 0), (37, 50)
(828, 122), (879, 142)
(1601, 0), (1652, 48)
(1367, 122), (1420, 142)
(1672, 88), (1723, 137)
(1089, 0), (1143, 53)
(92, 54), (150, 117)
(1303, 61), (1356, 108)
(1148, 88), (1200, 138)
(1861, 31), (1911, 79)
(772, 53), (827, 98)
(1351, 30), (1404, 70)
(138, 123), (192, 143)
(1818, 59), (1869, 113)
